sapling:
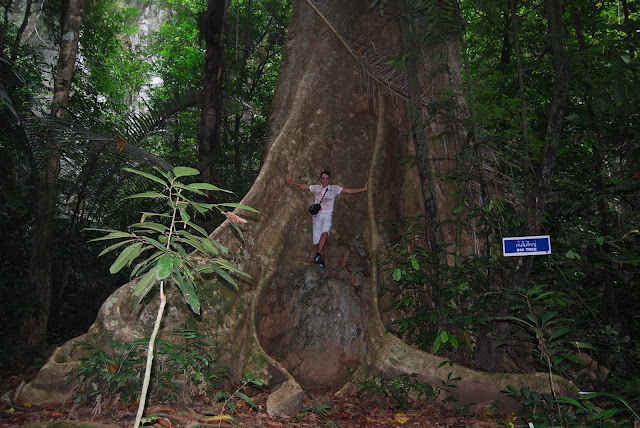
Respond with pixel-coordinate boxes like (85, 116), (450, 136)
(87, 166), (256, 428)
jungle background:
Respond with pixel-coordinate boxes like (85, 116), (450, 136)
(1, 0), (640, 426)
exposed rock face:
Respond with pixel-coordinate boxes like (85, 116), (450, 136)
(258, 246), (370, 389)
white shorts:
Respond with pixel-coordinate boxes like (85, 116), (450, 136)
(312, 213), (333, 244)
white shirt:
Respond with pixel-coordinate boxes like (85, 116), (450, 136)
(309, 184), (343, 215)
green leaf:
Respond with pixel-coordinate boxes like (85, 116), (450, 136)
(191, 236), (220, 255)
(549, 326), (569, 341)
(190, 201), (215, 214)
(125, 191), (168, 200)
(410, 255), (419, 270)
(188, 182), (232, 192)
(573, 341), (596, 350)
(449, 335), (459, 348)
(134, 268), (156, 307)
(433, 335), (442, 353)
(392, 268), (402, 281)
(210, 239), (229, 254)
(139, 236), (170, 252)
(174, 273), (200, 314)
(171, 241), (188, 257)
(236, 392), (257, 408)
(98, 239), (136, 257)
(173, 181), (205, 196)
(216, 203), (260, 213)
(123, 168), (168, 187)
(130, 251), (160, 277)
(134, 269), (157, 298)
(173, 166), (200, 177)
(129, 222), (169, 233)
(179, 208), (191, 222)
(593, 408), (623, 420)
(184, 220), (208, 237)
(89, 230), (133, 241)
(156, 254), (174, 279)
(110, 242), (143, 274)
(541, 311), (558, 327)
(211, 264), (238, 288)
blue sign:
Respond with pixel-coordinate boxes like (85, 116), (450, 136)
(502, 235), (551, 257)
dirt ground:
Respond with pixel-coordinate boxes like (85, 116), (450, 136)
(1, 369), (514, 427)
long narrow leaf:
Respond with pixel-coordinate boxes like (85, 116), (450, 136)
(236, 392), (257, 408)
(217, 203), (260, 213)
(133, 269), (158, 309)
(174, 273), (200, 314)
(110, 242), (144, 274)
(89, 231), (134, 241)
(98, 239), (136, 257)
(183, 220), (208, 237)
(129, 222), (169, 233)
(549, 326), (570, 341)
(123, 167), (168, 187)
(188, 182), (232, 193)
(134, 269), (157, 297)
(125, 191), (168, 200)
(173, 166), (199, 177)
(173, 181), (206, 196)
(130, 249), (161, 277)
(210, 264), (238, 288)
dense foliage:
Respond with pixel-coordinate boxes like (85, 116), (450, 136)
(0, 0), (290, 361)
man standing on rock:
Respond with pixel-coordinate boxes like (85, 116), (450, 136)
(286, 171), (367, 268)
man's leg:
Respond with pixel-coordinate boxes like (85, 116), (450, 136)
(317, 232), (328, 257)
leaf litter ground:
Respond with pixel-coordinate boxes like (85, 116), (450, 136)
(1, 368), (511, 427)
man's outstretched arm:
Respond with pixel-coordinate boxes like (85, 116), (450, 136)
(286, 174), (310, 191)
(342, 182), (368, 194)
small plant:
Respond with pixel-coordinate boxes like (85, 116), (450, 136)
(358, 373), (437, 410)
(66, 339), (146, 407)
(65, 329), (229, 407)
(379, 216), (490, 358)
(154, 328), (228, 401)
(86, 166), (256, 428)
(498, 285), (594, 406)
(298, 403), (339, 427)
(208, 374), (268, 426)
(502, 384), (640, 426)
(499, 285), (639, 426)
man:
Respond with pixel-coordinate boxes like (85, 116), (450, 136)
(286, 171), (367, 268)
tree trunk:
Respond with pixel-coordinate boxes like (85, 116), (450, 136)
(197, 0), (227, 187)
(21, 0), (574, 411)
(22, 0), (85, 352)
(10, 0), (33, 61)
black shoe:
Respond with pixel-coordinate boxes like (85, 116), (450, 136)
(313, 253), (322, 263)
(318, 261), (326, 268)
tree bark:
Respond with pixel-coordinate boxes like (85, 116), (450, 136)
(22, 0), (85, 351)
(197, 0), (227, 187)
(10, 0), (33, 62)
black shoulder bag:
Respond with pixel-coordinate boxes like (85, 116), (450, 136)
(309, 187), (329, 215)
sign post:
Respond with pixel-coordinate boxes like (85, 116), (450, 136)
(502, 235), (551, 257)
